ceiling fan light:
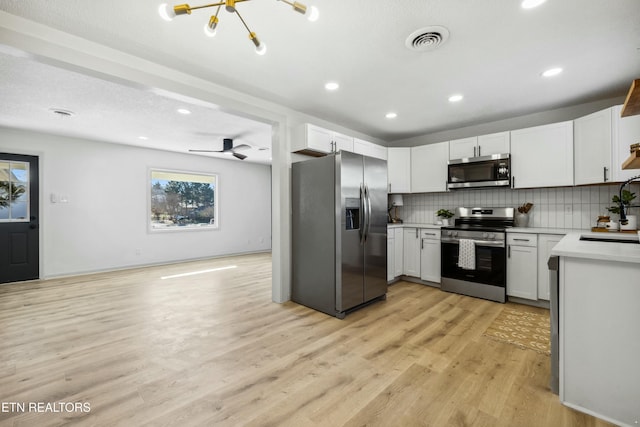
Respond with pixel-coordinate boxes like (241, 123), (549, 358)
(204, 16), (219, 37)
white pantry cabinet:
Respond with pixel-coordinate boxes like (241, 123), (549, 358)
(388, 147), (411, 193)
(510, 121), (574, 189)
(449, 132), (509, 160)
(353, 138), (387, 160)
(411, 141), (449, 193)
(506, 233), (538, 300)
(537, 234), (563, 301)
(403, 228), (420, 278)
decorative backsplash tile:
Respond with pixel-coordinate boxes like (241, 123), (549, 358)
(396, 183), (640, 230)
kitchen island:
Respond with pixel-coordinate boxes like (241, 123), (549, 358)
(551, 232), (640, 427)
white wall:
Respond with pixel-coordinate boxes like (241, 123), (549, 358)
(1, 127), (271, 278)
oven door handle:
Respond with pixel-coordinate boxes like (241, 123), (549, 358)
(441, 239), (505, 248)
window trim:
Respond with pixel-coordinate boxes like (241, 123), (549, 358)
(148, 167), (219, 233)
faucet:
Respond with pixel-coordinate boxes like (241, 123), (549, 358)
(618, 174), (640, 224)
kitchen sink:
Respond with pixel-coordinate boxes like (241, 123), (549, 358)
(579, 235), (639, 244)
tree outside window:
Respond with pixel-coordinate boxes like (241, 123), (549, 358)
(150, 169), (218, 230)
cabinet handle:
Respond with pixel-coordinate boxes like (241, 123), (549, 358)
(421, 238), (424, 250)
(473, 146), (476, 157)
(513, 238), (530, 242)
(511, 176), (515, 188)
(415, 229), (418, 238)
(508, 245), (511, 258)
(603, 166), (608, 182)
(478, 146), (481, 157)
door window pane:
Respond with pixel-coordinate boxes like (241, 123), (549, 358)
(0, 160), (29, 222)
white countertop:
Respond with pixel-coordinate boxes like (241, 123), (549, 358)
(551, 231), (640, 264)
(387, 223), (442, 229)
(507, 227), (574, 235)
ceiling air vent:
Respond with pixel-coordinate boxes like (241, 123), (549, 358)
(405, 26), (450, 52)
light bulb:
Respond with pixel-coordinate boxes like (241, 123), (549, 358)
(204, 16), (218, 37)
(158, 3), (176, 21)
(307, 5), (319, 22)
(255, 42), (267, 55)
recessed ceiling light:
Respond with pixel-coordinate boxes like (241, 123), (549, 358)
(49, 108), (75, 118)
(177, 108), (191, 115)
(385, 112), (398, 119)
(521, 0), (547, 9)
(138, 136), (149, 140)
(448, 94), (464, 103)
(324, 82), (339, 91)
(542, 67), (563, 77)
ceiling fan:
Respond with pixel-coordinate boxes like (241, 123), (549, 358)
(189, 138), (251, 160)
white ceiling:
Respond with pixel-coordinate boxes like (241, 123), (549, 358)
(1, 0), (639, 160)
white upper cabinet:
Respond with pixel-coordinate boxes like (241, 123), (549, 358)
(353, 138), (387, 160)
(574, 108), (612, 185)
(388, 147), (411, 193)
(449, 132), (510, 160)
(292, 124), (353, 156)
(449, 137), (478, 159)
(478, 131), (510, 156)
(611, 104), (640, 182)
(510, 121), (574, 189)
(411, 141), (449, 193)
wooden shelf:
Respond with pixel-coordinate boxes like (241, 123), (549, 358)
(622, 150), (640, 169)
(621, 79), (640, 117)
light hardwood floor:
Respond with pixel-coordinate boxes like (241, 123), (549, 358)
(0, 253), (613, 426)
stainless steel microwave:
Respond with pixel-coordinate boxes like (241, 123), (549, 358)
(447, 153), (510, 189)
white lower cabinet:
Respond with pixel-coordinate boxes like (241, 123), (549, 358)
(387, 232), (395, 281)
(403, 228), (420, 278)
(537, 234), (563, 301)
(420, 229), (441, 283)
(506, 233), (538, 300)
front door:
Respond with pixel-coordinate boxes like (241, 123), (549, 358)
(0, 153), (39, 284)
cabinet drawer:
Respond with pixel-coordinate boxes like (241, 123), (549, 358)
(421, 229), (441, 240)
(507, 233), (537, 247)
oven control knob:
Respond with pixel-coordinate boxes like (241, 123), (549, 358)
(489, 233), (495, 239)
(452, 231), (458, 237)
(482, 232), (489, 239)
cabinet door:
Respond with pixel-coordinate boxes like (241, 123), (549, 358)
(333, 132), (354, 153)
(353, 138), (388, 160)
(387, 235), (395, 281)
(611, 104), (640, 182)
(420, 237), (441, 283)
(478, 132), (510, 156)
(305, 124), (333, 153)
(537, 234), (563, 301)
(449, 137), (477, 159)
(403, 228), (420, 277)
(394, 228), (403, 277)
(574, 108), (612, 185)
(411, 142), (449, 193)
(510, 121), (574, 188)
(388, 148), (411, 193)
(507, 244), (538, 300)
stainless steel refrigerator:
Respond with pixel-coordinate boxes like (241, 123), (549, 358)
(291, 151), (388, 318)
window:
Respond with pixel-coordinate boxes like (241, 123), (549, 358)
(0, 160), (29, 222)
(149, 169), (218, 230)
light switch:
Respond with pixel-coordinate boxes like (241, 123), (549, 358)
(50, 193), (58, 203)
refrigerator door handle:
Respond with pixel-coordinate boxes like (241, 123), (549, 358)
(359, 184), (366, 246)
(365, 185), (372, 242)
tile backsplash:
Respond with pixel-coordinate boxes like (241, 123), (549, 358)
(395, 183), (640, 229)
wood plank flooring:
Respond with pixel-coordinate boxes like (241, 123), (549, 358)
(0, 253), (613, 426)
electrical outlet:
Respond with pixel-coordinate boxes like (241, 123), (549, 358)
(565, 204), (573, 215)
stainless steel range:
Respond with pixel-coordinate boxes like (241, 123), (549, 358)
(440, 207), (514, 303)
